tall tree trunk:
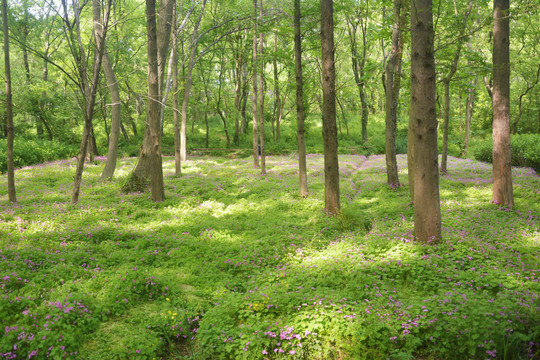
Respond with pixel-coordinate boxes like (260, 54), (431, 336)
(321, 0), (340, 215)
(233, 35), (244, 145)
(492, 0), (513, 207)
(217, 57), (231, 148)
(252, 0), (260, 168)
(100, 37), (121, 181)
(441, 79), (451, 172)
(259, 0), (266, 175)
(146, 0), (165, 201)
(462, 77), (476, 157)
(359, 18), (368, 144)
(180, 0), (206, 162)
(294, 0), (308, 197)
(172, 5), (181, 176)
(440, 0), (472, 173)
(241, 61), (249, 134)
(124, 0), (173, 196)
(385, 0), (404, 187)
(272, 33), (282, 143)
(346, 13), (369, 144)
(2, 0), (16, 203)
(410, 0), (441, 242)
(70, 0), (110, 204)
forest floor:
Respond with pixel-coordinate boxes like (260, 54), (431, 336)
(0, 154), (539, 359)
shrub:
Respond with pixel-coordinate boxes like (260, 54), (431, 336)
(472, 133), (540, 172)
(0, 138), (78, 173)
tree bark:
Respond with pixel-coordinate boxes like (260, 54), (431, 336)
(258, 0), (266, 175)
(99, 31), (121, 181)
(172, 5), (181, 176)
(462, 77), (476, 157)
(123, 0), (173, 197)
(385, 0), (404, 187)
(321, 0), (340, 215)
(346, 14), (369, 144)
(440, 0), (472, 173)
(252, 0), (260, 168)
(2, 0), (16, 203)
(410, 0), (441, 242)
(146, 0), (165, 201)
(492, 0), (513, 207)
(241, 64), (249, 134)
(294, 0), (308, 197)
(233, 35), (245, 145)
(272, 33), (281, 144)
(70, 0), (110, 204)
(217, 57), (231, 148)
(180, 0), (206, 162)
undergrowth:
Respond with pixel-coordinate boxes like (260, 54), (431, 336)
(0, 154), (538, 359)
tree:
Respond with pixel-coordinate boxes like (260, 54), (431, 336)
(439, 0), (473, 174)
(345, 2), (370, 144)
(172, 4), (181, 176)
(99, 3), (122, 181)
(66, 0), (111, 204)
(294, 0), (308, 197)
(3, 0), (16, 203)
(410, 0), (441, 242)
(492, 0), (513, 207)
(123, 0), (173, 201)
(258, 0), (266, 175)
(321, 0), (340, 215)
(252, 0), (260, 168)
(180, 0), (206, 162)
(384, 0), (406, 187)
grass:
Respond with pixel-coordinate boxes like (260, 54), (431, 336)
(0, 154), (539, 359)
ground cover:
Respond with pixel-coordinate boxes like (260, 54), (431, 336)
(0, 154), (539, 359)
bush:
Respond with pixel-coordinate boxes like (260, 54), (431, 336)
(472, 133), (540, 172)
(0, 138), (78, 173)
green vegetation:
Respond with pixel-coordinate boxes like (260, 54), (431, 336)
(472, 134), (540, 172)
(0, 138), (78, 174)
(1, 155), (538, 359)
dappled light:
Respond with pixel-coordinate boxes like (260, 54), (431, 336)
(1, 154), (538, 359)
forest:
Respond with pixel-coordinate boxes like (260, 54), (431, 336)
(0, 0), (539, 359)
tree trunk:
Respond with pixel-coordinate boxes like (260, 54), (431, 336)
(217, 57), (231, 148)
(440, 0), (472, 173)
(359, 18), (368, 144)
(157, 0), (174, 97)
(321, 0), (340, 215)
(410, 0), (441, 242)
(462, 77), (476, 157)
(294, 0), (308, 197)
(172, 5), (181, 176)
(180, 0), (206, 162)
(492, 0), (513, 207)
(385, 0), (404, 187)
(100, 41), (121, 181)
(241, 62), (249, 134)
(146, 0), (165, 201)
(259, 0), (266, 175)
(252, 0), (260, 168)
(233, 36), (244, 145)
(71, 0), (110, 204)
(2, 0), (16, 203)
(123, 0), (173, 197)
(272, 33), (282, 144)
(440, 79), (450, 173)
